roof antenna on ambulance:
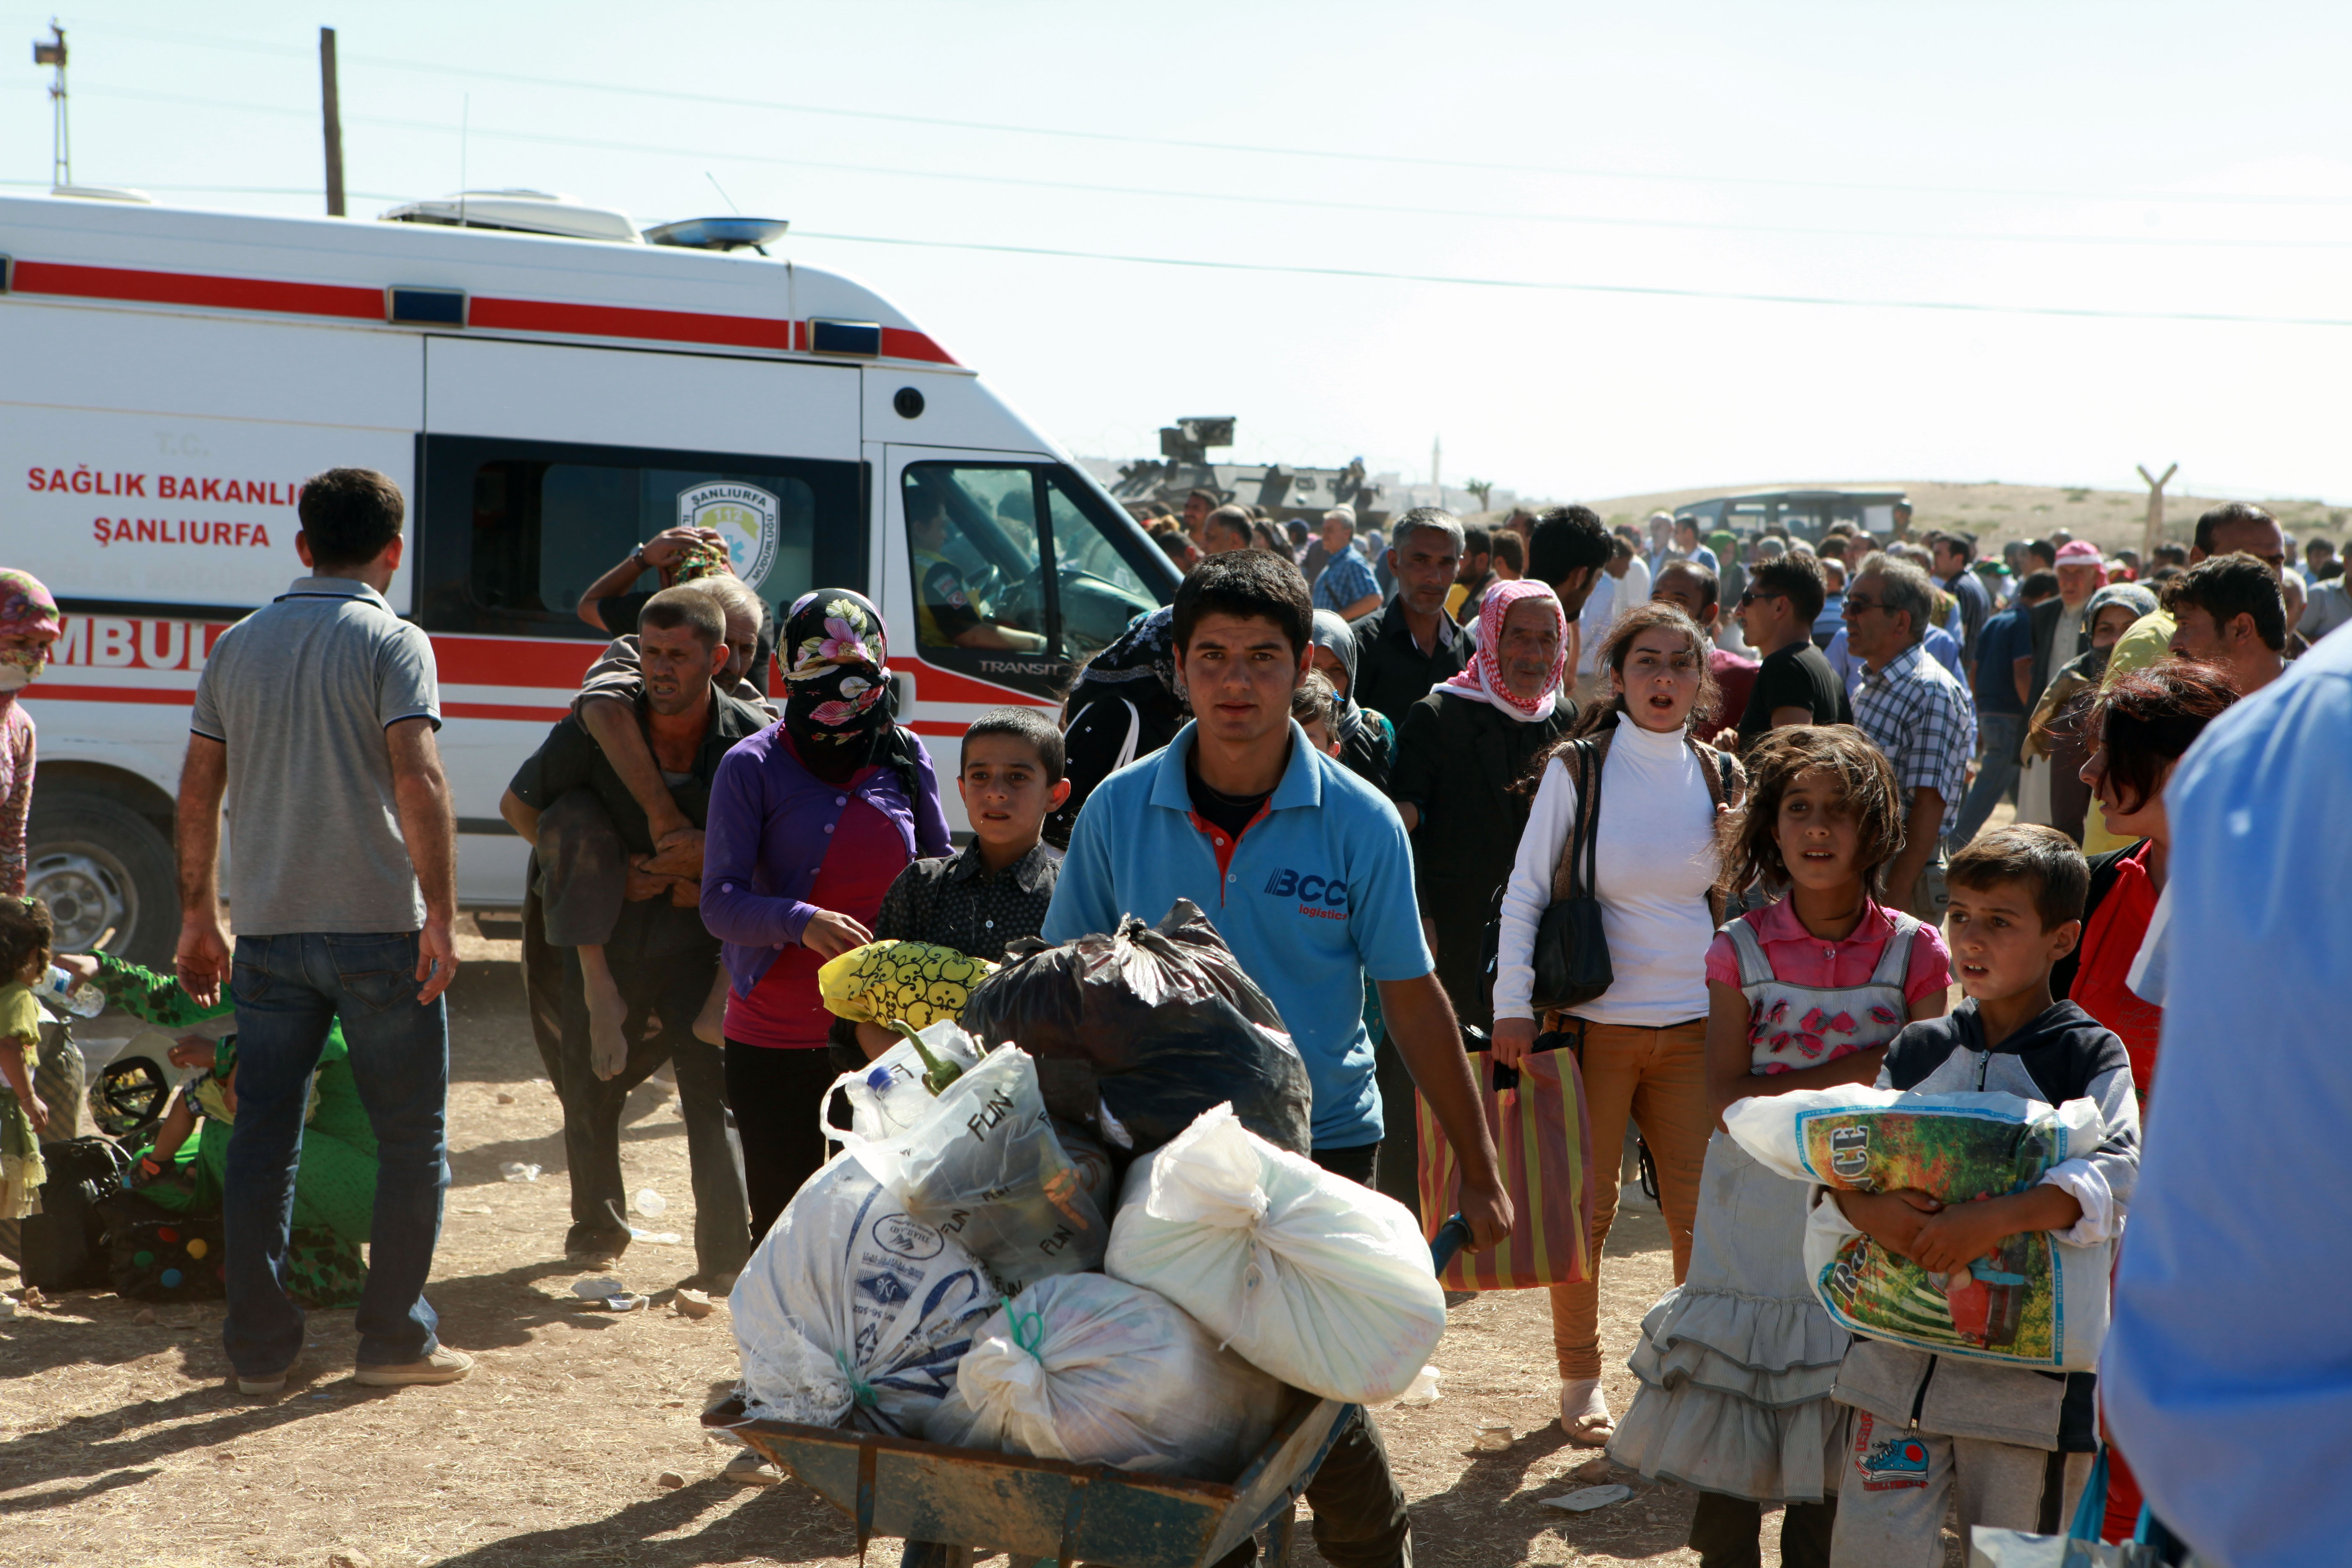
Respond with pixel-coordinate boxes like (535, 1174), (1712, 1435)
(33, 18), (69, 190)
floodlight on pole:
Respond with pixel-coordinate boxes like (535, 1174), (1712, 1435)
(34, 19), (68, 189)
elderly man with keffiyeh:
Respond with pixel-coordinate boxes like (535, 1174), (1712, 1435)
(1387, 580), (1576, 1031)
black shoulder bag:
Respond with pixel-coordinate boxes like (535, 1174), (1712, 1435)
(1529, 737), (1614, 1015)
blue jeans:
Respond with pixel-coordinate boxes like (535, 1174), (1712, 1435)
(224, 932), (449, 1375)
(1952, 711), (2025, 847)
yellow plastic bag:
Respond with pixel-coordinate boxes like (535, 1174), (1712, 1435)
(816, 941), (996, 1030)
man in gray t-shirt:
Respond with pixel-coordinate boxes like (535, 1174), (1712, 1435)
(176, 467), (469, 1396)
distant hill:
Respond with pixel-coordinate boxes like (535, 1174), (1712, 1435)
(1499, 480), (2347, 554)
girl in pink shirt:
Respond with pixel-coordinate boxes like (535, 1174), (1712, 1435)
(1609, 727), (1950, 1568)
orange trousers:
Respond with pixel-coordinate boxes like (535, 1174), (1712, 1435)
(1546, 1016), (1711, 1380)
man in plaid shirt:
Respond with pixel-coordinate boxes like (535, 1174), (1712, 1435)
(1846, 552), (1977, 918)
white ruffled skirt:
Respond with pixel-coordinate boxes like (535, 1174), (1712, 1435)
(1606, 1130), (1849, 1502)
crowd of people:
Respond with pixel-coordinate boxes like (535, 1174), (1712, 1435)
(0, 467), (2343, 1567)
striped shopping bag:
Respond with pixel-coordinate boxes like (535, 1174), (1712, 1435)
(1414, 1047), (1593, 1289)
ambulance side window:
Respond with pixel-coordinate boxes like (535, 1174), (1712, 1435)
(902, 465), (1051, 655)
(418, 435), (863, 639)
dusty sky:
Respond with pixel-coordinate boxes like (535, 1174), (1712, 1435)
(8, 1), (2349, 502)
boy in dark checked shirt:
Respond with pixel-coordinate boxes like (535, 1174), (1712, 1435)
(844, 707), (1070, 1059)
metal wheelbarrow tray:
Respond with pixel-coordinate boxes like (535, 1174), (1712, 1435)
(701, 1387), (1358, 1568)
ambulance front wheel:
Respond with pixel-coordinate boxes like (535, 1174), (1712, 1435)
(25, 792), (179, 969)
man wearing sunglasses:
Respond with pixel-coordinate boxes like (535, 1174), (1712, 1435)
(1729, 554), (1852, 750)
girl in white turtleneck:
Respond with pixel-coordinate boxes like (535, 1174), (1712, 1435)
(1493, 602), (1742, 1448)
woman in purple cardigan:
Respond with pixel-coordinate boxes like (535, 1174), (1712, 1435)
(701, 590), (949, 1239)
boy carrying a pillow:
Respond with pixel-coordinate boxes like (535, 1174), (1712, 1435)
(1825, 825), (2140, 1565)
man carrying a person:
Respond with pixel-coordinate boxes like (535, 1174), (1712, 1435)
(176, 467), (468, 1394)
(500, 589), (761, 1285)
(574, 525), (774, 698)
(1350, 509), (1468, 721)
(1845, 552), (1975, 918)
(1045, 549), (1509, 1568)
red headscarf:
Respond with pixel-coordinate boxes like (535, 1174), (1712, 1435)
(1435, 579), (1568, 722)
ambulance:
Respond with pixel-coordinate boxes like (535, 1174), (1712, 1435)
(2, 188), (1178, 964)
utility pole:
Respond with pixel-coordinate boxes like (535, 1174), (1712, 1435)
(1431, 436), (1442, 505)
(2137, 462), (2177, 562)
(319, 27), (346, 217)
(33, 19), (67, 190)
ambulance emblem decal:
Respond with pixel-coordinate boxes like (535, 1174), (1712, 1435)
(678, 481), (781, 586)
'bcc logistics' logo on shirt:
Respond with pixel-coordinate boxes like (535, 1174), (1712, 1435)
(1264, 867), (1349, 921)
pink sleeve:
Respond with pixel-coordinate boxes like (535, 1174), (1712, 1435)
(1903, 922), (1954, 1005)
(1704, 928), (1744, 992)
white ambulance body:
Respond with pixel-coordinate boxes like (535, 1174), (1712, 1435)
(2, 190), (1176, 963)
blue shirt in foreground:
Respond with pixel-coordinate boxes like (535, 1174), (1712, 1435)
(1042, 720), (1433, 1149)
(2100, 625), (2352, 1568)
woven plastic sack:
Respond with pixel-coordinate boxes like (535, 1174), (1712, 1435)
(729, 1150), (995, 1435)
(841, 1045), (1108, 1289)
(1104, 1103), (1447, 1403)
(819, 940), (998, 1030)
(925, 1272), (1286, 1479)
(957, 900), (1313, 1158)
(1725, 1086), (2113, 1370)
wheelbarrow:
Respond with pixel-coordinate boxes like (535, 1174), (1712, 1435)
(702, 1215), (1475, 1568)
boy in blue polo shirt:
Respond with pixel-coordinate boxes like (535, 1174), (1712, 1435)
(1045, 550), (1508, 1568)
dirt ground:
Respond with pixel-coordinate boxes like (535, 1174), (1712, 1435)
(0, 924), (1782, 1568)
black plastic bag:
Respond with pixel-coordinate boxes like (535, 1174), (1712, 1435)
(958, 900), (1314, 1157)
(21, 1135), (133, 1291)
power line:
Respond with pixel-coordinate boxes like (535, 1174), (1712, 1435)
(786, 227), (2352, 330)
(70, 20), (2352, 213)
(61, 84), (2352, 253)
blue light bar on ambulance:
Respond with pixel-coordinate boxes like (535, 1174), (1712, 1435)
(387, 286), (467, 326)
(808, 318), (882, 356)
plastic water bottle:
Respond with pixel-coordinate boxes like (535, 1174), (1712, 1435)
(634, 1187), (668, 1218)
(37, 966), (106, 1019)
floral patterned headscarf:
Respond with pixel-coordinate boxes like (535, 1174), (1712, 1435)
(782, 590), (892, 762)
(0, 570), (62, 709)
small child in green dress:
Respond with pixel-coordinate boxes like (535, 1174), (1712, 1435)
(0, 896), (57, 1220)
